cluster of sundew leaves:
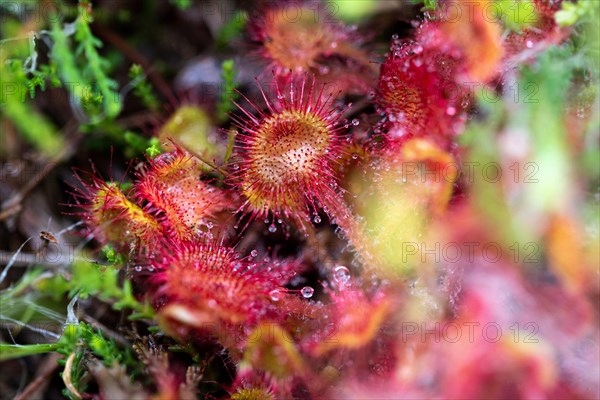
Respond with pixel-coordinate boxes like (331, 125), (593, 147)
(0, 2), (596, 398)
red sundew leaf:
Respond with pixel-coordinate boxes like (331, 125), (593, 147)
(249, 3), (334, 73)
(503, 15), (567, 64)
(150, 241), (301, 345)
(70, 171), (164, 255)
(376, 38), (468, 148)
(377, 42), (438, 132)
(248, 1), (375, 94)
(231, 76), (376, 264)
(135, 148), (235, 241)
(231, 363), (295, 400)
(230, 75), (348, 229)
(231, 385), (275, 400)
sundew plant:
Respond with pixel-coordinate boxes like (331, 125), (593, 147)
(0, 0), (599, 399)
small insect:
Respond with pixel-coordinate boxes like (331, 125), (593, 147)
(35, 221), (84, 259)
(39, 230), (58, 244)
(37, 219), (60, 257)
(37, 230), (58, 258)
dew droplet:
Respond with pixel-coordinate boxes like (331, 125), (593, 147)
(526, 40), (534, 48)
(301, 286), (314, 298)
(351, 118), (360, 126)
(250, 249), (258, 258)
(318, 65), (330, 74)
(269, 289), (280, 301)
(333, 266), (350, 284)
(313, 215), (321, 223)
(268, 224), (277, 233)
(134, 265), (142, 272)
(391, 33), (399, 40)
